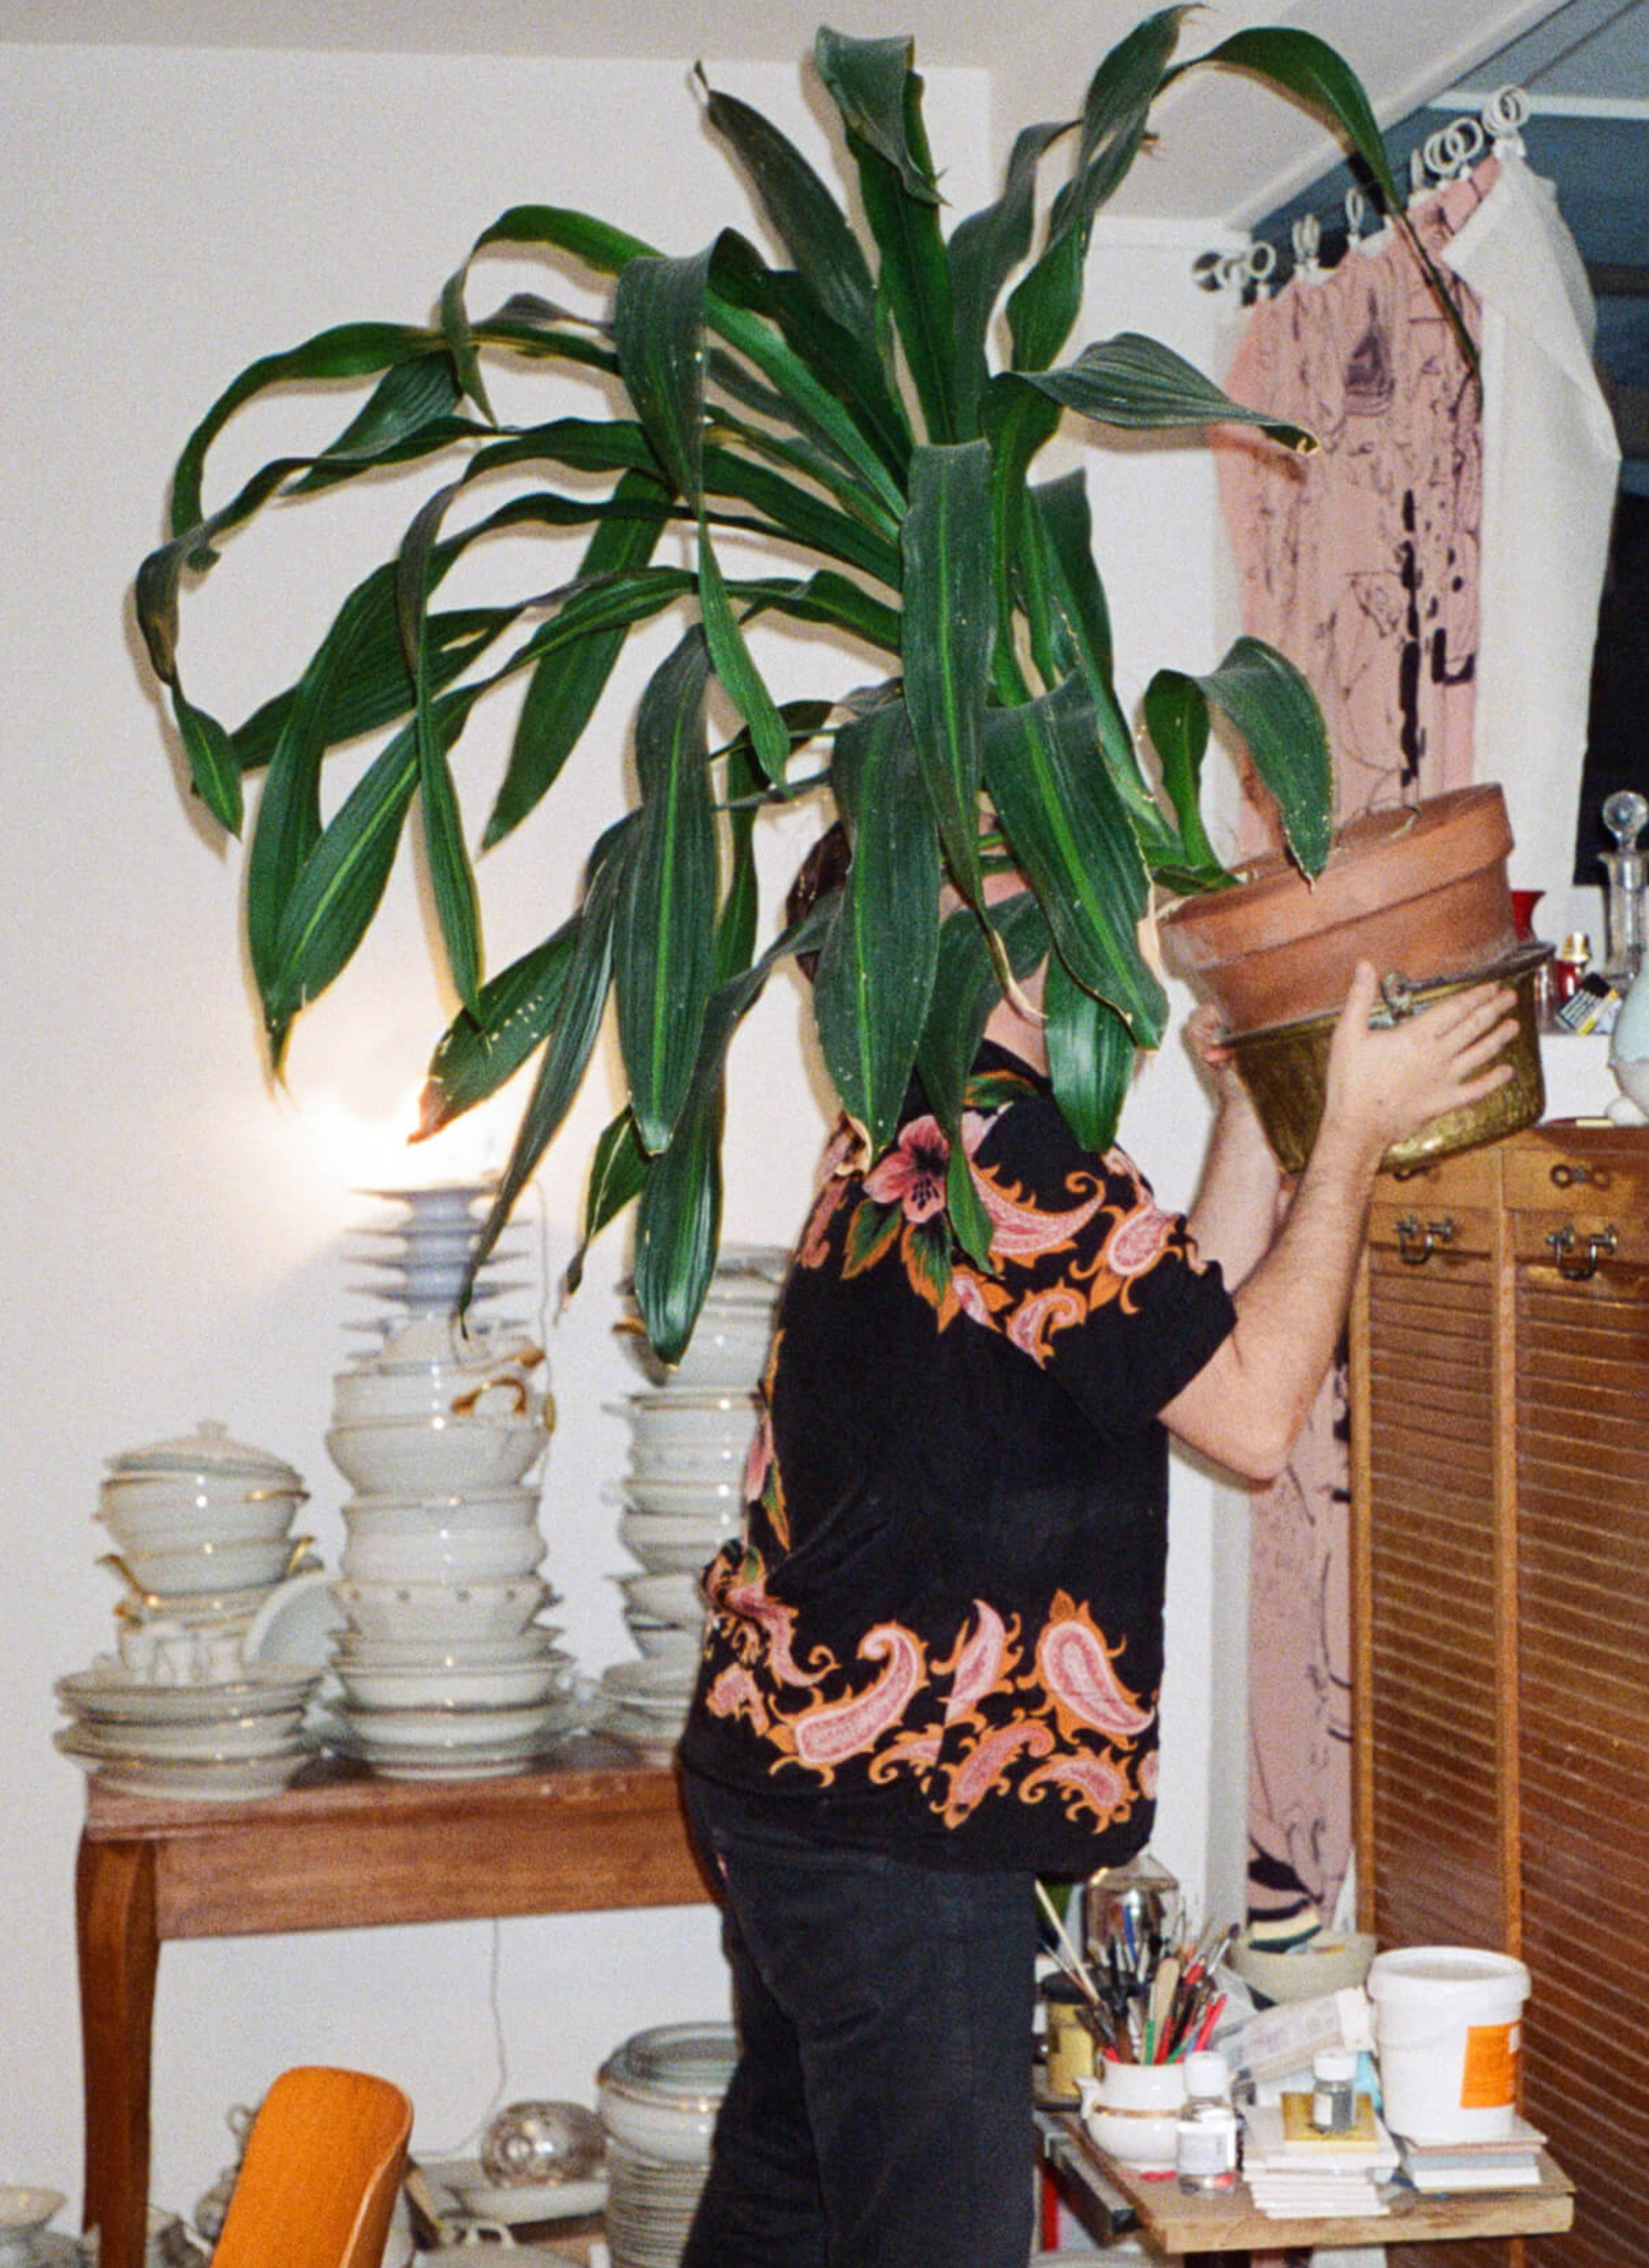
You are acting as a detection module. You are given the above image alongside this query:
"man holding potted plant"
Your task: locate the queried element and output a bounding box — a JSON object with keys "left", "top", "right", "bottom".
{"left": 676, "top": 891, "right": 1514, "bottom": 2266}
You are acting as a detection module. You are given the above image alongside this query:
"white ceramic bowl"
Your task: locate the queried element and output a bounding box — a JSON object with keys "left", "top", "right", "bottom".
{"left": 597, "top": 2024, "right": 737, "bottom": 2163}
{"left": 67, "top": 1708, "right": 309, "bottom": 1760}
{"left": 614, "top": 1389, "right": 760, "bottom": 1449}
{"left": 625, "top": 1619, "right": 702, "bottom": 1665}
{"left": 99, "top": 1498, "right": 302, "bottom": 1556}
{"left": 328, "top": 1696, "right": 572, "bottom": 1750}
{"left": 341, "top": 1489, "right": 541, "bottom": 1538}
{"left": 341, "top": 1526, "right": 546, "bottom": 1586}
{"left": 616, "top": 1570, "right": 708, "bottom": 1623}
{"left": 98, "top": 1483, "right": 308, "bottom": 1547}
{"left": 332, "top": 1355, "right": 548, "bottom": 1425}
{"left": 326, "top": 1416, "right": 547, "bottom": 1495}
{"left": 333, "top": 1627, "right": 561, "bottom": 1669}
{"left": 102, "top": 1535, "right": 317, "bottom": 1601}
{"left": 618, "top": 1474, "right": 745, "bottom": 1518}
{"left": 335, "top": 1656, "right": 575, "bottom": 1710}
{"left": 618, "top": 1512, "right": 737, "bottom": 1572}
{"left": 332, "top": 1575, "right": 550, "bottom": 1641}
{"left": 614, "top": 1303, "right": 776, "bottom": 1390}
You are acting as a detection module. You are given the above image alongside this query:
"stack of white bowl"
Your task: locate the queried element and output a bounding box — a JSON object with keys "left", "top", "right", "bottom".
{"left": 598, "top": 1247, "right": 785, "bottom": 1760}
{"left": 319, "top": 1185, "right": 579, "bottom": 1780}
{"left": 55, "top": 1421, "right": 326, "bottom": 1801}
{"left": 596, "top": 2023, "right": 737, "bottom": 2268}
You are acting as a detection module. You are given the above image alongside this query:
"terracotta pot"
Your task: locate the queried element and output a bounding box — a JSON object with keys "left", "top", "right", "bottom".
{"left": 1157, "top": 786, "right": 1517, "bottom": 1036}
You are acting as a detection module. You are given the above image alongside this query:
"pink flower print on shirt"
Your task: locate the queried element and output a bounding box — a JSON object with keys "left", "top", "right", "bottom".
{"left": 862, "top": 1115, "right": 950, "bottom": 1223}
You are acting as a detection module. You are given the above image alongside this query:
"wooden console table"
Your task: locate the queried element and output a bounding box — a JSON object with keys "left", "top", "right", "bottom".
{"left": 1043, "top": 2113, "right": 1574, "bottom": 2259}
{"left": 76, "top": 1750, "right": 710, "bottom": 2268}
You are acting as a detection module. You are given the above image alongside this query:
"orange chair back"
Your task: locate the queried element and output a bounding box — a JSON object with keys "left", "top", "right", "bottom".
{"left": 209, "top": 2065, "right": 413, "bottom": 2268}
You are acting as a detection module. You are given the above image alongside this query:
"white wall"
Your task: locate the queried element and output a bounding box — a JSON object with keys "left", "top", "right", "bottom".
{"left": 0, "top": 30, "right": 1237, "bottom": 2226}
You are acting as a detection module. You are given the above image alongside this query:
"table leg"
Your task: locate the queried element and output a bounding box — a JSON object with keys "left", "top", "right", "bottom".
{"left": 76, "top": 1834, "right": 159, "bottom": 2268}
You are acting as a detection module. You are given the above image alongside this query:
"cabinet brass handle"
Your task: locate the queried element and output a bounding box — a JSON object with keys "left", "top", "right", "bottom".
{"left": 1546, "top": 1223, "right": 1619, "bottom": 1280}
{"left": 1550, "top": 1161, "right": 1613, "bottom": 1192}
{"left": 1395, "top": 1215, "right": 1455, "bottom": 1265}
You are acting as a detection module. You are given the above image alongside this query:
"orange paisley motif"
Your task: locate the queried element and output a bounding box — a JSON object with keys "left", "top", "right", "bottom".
{"left": 789, "top": 1624, "right": 928, "bottom": 1773}
{"left": 1033, "top": 1594, "right": 1156, "bottom": 1741}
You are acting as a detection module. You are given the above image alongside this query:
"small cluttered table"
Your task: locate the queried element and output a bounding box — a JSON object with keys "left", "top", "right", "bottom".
{"left": 75, "top": 1748, "right": 709, "bottom": 2268}
{"left": 1041, "top": 2109, "right": 1574, "bottom": 2258}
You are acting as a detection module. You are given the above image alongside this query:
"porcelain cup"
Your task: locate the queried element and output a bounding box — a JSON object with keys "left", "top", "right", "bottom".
{"left": 341, "top": 1489, "right": 541, "bottom": 1539}
{"left": 1073, "top": 2063, "right": 1187, "bottom": 2169}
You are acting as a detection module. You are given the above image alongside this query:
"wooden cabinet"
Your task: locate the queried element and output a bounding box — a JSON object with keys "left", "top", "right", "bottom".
{"left": 1351, "top": 1126, "right": 1649, "bottom": 2268}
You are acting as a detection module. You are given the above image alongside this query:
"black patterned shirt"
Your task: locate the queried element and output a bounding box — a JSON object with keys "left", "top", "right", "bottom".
{"left": 677, "top": 1042, "right": 1237, "bottom": 1875}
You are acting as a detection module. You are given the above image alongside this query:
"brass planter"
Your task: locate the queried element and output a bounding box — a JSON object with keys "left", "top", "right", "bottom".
{"left": 1229, "top": 946, "right": 1549, "bottom": 1179}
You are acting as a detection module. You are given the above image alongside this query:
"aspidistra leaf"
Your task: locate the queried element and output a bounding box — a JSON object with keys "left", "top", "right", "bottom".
{"left": 563, "top": 1110, "right": 652, "bottom": 1301}
{"left": 947, "top": 119, "right": 1071, "bottom": 432}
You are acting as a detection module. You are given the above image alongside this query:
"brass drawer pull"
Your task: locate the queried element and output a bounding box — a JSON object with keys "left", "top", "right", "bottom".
{"left": 1546, "top": 1223, "right": 1619, "bottom": 1280}
{"left": 1550, "top": 1161, "right": 1613, "bottom": 1191}
{"left": 1395, "top": 1215, "right": 1456, "bottom": 1265}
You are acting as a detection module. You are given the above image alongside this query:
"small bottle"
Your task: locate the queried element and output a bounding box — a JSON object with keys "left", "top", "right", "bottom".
{"left": 1550, "top": 933, "right": 1593, "bottom": 1011}
{"left": 1176, "top": 2049, "right": 1239, "bottom": 2191}
{"left": 1311, "top": 2047, "right": 1358, "bottom": 2134}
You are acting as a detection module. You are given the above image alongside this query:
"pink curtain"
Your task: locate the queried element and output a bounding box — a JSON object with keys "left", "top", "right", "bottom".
{"left": 1215, "top": 169, "right": 1490, "bottom": 1929}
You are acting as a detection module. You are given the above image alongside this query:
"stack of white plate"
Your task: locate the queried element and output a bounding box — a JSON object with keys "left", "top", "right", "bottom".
{"left": 58, "top": 1421, "right": 329, "bottom": 1801}
{"left": 316, "top": 1186, "right": 583, "bottom": 1781}
{"left": 597, "top": 2023, "right": 737, "bottom": 2268}
{"left": 54, "top": 1658, "right": 324, "bottom": 1802}
{"left": 600, "top": 1247, "right": 785, "bottom": 1757}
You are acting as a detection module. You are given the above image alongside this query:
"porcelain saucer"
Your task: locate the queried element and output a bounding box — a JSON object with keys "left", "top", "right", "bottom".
{"left": 419, "top": 2159, "right": 607, "bottom": 2227}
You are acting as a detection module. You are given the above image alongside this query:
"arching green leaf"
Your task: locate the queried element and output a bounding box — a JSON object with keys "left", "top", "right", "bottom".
{"left": 699, "top": 73, "right": 876, "bottom": 334}
{"left": 983, "top": 678, "right": 1165, "bottom": 1045}
{"left": 614, "top": 248, "right": 713, "bottom": 504}
{"left": 947, "top": 118, "right": 1071, "bottom": 433}
{"left": 461, "top": 819, "right": 638, "bottom": 1306}
{"left": 485, "top": 469, "right": 669, "bottom": 847}
{"left": 1197, "top": 636, "right": 1334, "bottom": 879}
{"left": 1020, "top": 333, "right": 1315, "bottom": 452}
{"left": 1044, "top": 954, "right": 1134, "bottom": 1153}
{"left": 813, "top": 700, "right": 941, "bottom": 1150}
{"left": 416, "top": 915, "right": 580, "bottom": 1144}
{"left": 902, "top": 441, "right": 996, "bottom": 904}
{"left": 813, "top": 29, "right": 938, "bottom": 200}
{"left": 615, "top": 633, "right": 721, "bottom": 1152}
{"left": 1007, "top": 10, "right": 1186, "bottom": 373}
{"left": 1141, "top": 669, "right": 1223, "bottom": 879}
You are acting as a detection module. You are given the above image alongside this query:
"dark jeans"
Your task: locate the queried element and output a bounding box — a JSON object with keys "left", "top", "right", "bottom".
{"left": 680, "top": 1770, "right": 1040, "bottom": 2268}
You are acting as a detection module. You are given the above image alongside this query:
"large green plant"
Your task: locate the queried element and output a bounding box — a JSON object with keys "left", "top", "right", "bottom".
{"left": 136, "top": 11, "right": 1442, "bottom": 1359}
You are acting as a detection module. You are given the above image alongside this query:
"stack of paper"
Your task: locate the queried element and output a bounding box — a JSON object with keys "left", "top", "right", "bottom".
{"left": 1398, "top": 2115, "right": 1547, "bottom": 2192}
{"left": 1241, "top": 2097, "right": 1400, "bottom": 2219}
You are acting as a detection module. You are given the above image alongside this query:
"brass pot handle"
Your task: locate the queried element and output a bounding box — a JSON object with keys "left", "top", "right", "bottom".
{"left": 1395, "top": 1215, "right": 1455, "bottom": 1265}
{"left": 1547, "top": 1223, "right": 1618, "bottom": 1280}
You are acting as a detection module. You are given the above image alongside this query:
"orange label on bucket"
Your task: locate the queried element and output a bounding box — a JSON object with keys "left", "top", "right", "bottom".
{"left": 1459, "top": 2020, "right": 1519, "bottom": 2109}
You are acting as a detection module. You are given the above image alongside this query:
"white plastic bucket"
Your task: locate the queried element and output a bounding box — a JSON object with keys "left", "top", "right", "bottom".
{"left": 1367, "top": 1945, "right": 1530, "bottom": 2142}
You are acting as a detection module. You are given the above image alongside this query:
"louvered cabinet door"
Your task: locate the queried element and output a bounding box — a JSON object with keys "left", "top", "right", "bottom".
{"left": 1356, "top": 1156, "right": 1512, "bottom": 1958}
{"left": 1504, "top": 1137, "right": 1649, "bottom": 2268}
{"left": 1354, "top": 1129, "right": 1649, "bottom": 2268}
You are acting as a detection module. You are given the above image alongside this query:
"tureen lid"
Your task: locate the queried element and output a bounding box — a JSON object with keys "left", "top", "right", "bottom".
{"left": 104, "top": 1419, "right": 304, "bottom": 1485}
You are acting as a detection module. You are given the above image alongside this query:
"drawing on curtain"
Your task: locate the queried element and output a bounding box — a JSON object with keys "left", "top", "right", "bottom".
{"left": 1214, "top": 168, "right": 1490, "bottom": 1931}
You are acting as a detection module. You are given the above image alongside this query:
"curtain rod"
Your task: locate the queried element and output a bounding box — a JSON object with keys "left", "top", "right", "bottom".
{"left": 1195, "top": 86, "right": 1532, "bottom": 300}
